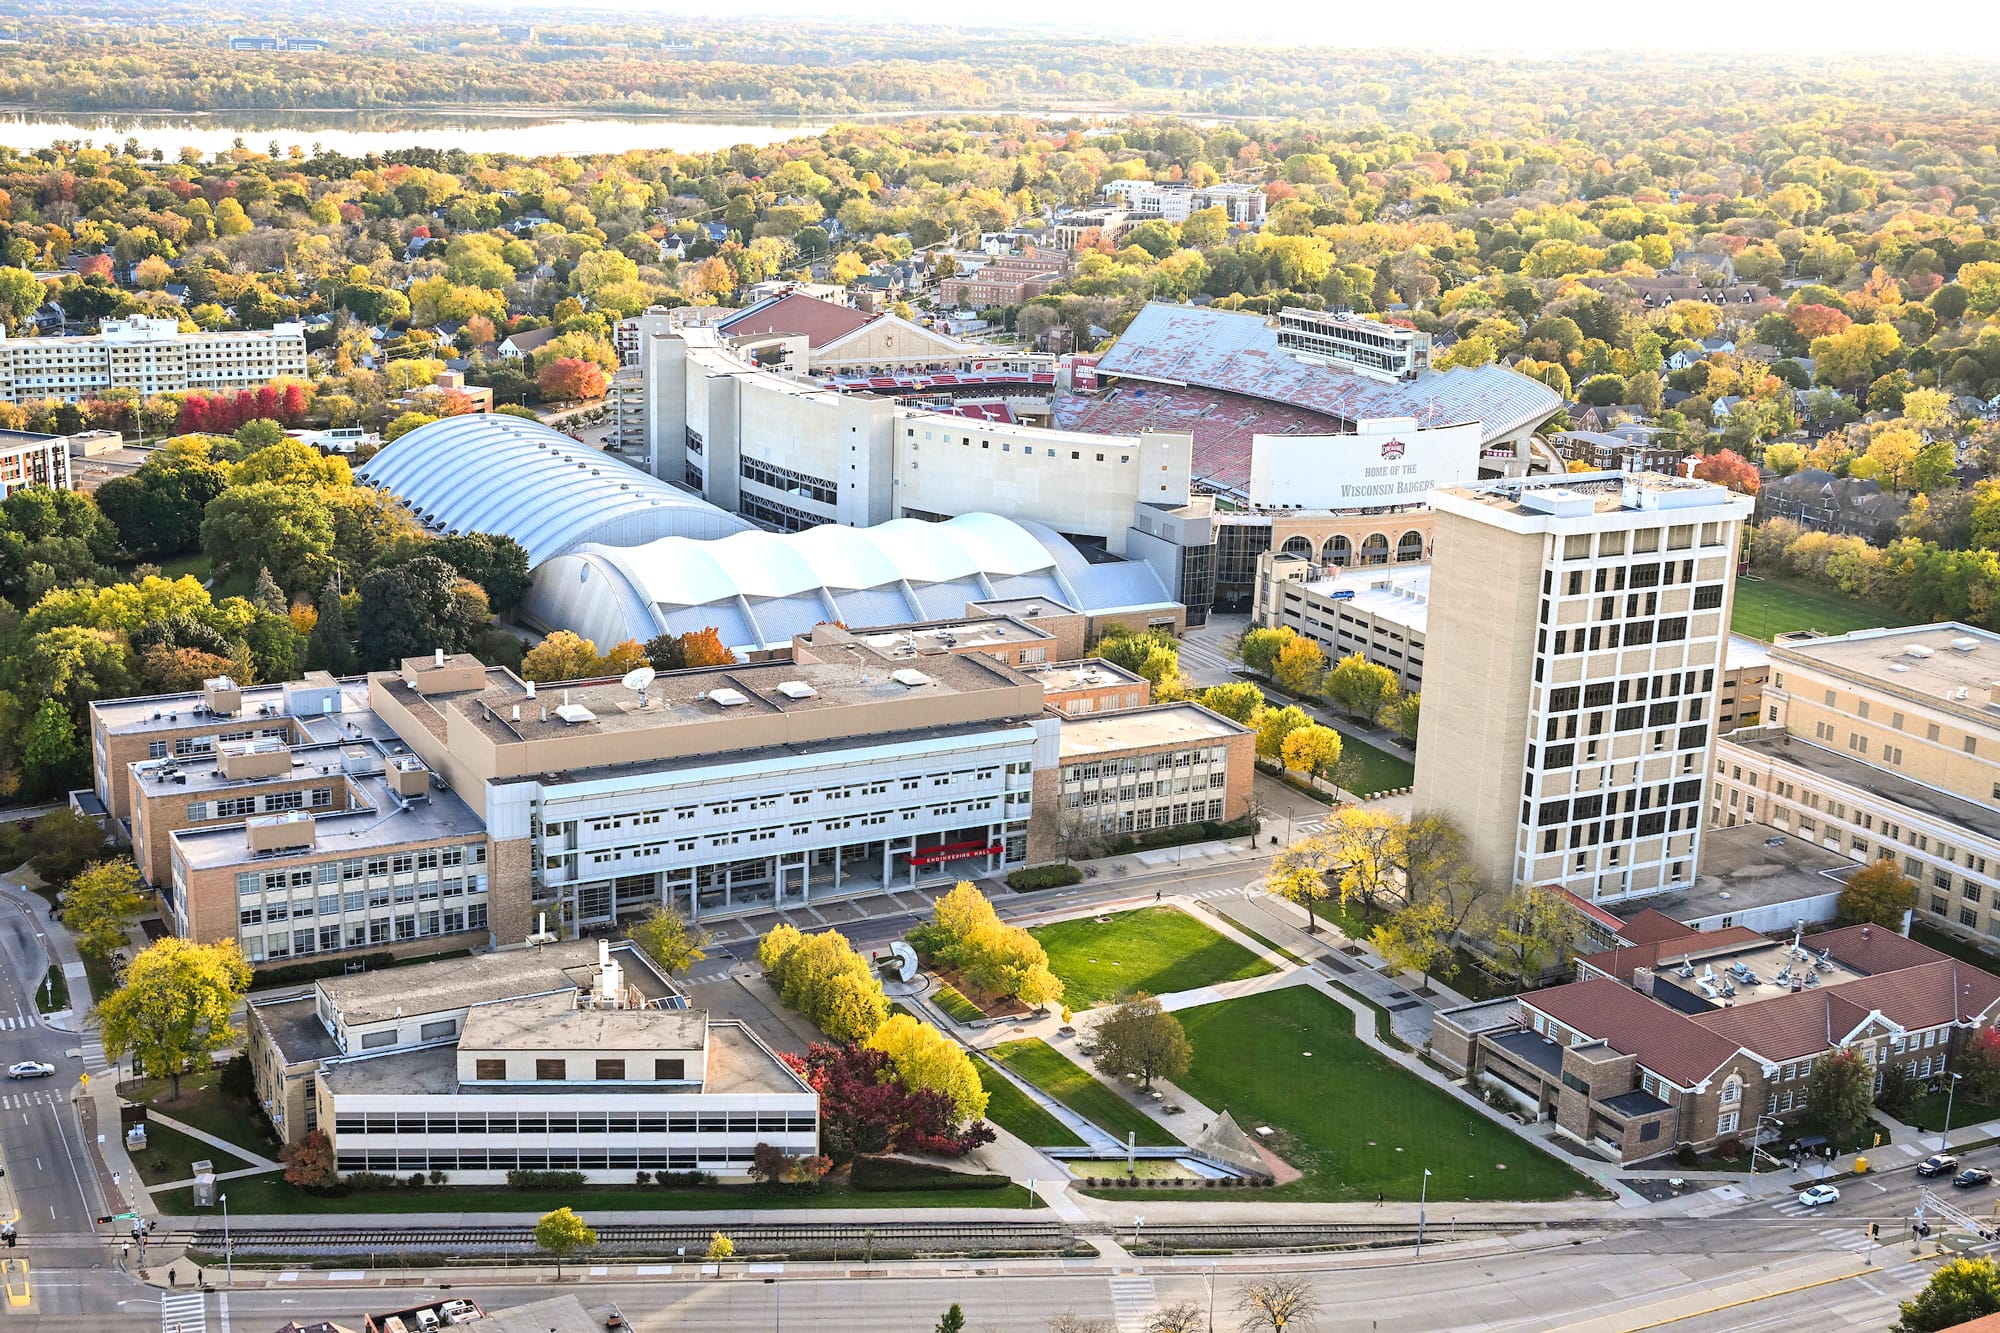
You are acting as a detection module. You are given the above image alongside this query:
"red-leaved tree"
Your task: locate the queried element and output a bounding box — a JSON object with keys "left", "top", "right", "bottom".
{"left": 782, "top": 1043, "right": 995, "bottom": 1162}
{"left": 1693, "top": 448, "right": 1761, "bottom": 495}
{"left": 538, "top": 356, "right": 607, "bottom": 402}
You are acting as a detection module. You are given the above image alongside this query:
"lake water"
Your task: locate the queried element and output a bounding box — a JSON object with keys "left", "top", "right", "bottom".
{"left": 0, "top": 109, "right": 832, "bottom": 158}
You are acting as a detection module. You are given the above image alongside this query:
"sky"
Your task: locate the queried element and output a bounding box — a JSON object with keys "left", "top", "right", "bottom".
{"left": 584, "top": 0, "right": 2000, "bottom": 58}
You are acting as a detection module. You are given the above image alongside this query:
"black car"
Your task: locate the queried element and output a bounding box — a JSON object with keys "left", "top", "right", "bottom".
{"left": 1955, "top": 1168, "right": 1994, "bottom": 1189}
{"left": 1917, "top": 1154, "right": 1960, "bottom": 1177}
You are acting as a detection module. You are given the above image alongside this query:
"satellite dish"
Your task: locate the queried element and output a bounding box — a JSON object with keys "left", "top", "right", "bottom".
{"left": 621, "top": 666, "right": 656, "bottom": 705}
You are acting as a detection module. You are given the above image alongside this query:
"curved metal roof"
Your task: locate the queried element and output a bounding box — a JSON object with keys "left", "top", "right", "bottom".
{"left": 523, "top": 513, "right": 1176, "bottom": 654}
{"left": 356, "top": 414, "right": 751, "bottom": 565}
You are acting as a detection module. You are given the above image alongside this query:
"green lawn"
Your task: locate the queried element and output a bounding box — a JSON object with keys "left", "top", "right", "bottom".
{"left": 151, "top": 1175, "right": 1043, "bottom": 1216}
{"left": 1031, "top": 906, "right": 1276, "bottom": 1009}
{"left": 933, "top": 984, "right": 985, "bottom": 1024}
{"left": 130, "top": 1121, "right": 258, "bottom": 1187}
{"left": 988, "top": 1037, "right": 1180, "bottom": 1147}
{"left": 969, "top": 1050, "right": 1086, "bottom": 1148}
{"left": 1163, "top": 987, "right": 1599, "bottom": 1202}
{"left": 1330, "top": 728, "right": 1416, "bottom": 796}
{"left": 1731, "top": 575, "right": 1910, "bottom": 642}
{"left": 1906, "top": 1090, "right": 2000, "bottom": 1135}
{"left": 32, "top": 963, "right": 66, "bottom": 1012}
{"left": 125, "top": 1069, "right": 281, "bottom": 1159}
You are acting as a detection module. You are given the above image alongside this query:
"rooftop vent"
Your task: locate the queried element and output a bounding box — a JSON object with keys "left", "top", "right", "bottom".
{"left": 1952, "top": 637, "right": 1981, "bottom": 652}
{"left": 708, "top": 687, "right": 749, "bottom": 708}
{"left": 1905, "top": 644, "right": 1935, "bottom": 659}
{"left": 774, "top": 681, "right": 817, "bottom": 700}
{"left": 891, "top": 668, "right": 932, "bottom": 688}
{"left": 553, "top": 703, "right": 597, "bottom": 725}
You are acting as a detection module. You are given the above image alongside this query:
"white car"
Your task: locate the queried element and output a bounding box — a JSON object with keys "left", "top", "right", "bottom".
{"left": 6, "top": 1061, "right": 53, "bottom": 1080}
{"left": 1798, "top": 1184, "right": 1841, "bottom": 1207}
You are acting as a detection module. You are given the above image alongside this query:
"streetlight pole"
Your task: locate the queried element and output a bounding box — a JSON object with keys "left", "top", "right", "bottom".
{"left": 1416, "top": 1169, "right": 1430, "bottom": 1259}
{"left": 1750, "top": 1113, "right": 1784, "bottom": 1182}
{"left": 220, "top": 1193, "right": 231, "bottom": 1287}
{"left": 1943, "top": 1072, "right": 1965, "bottom": 1155}
{"left": 1207, "top": 1260, "right": 1216, "bottom": 1333}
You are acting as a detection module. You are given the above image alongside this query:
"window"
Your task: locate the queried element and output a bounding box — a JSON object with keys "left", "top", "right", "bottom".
{"left": 595, "top": 1058, "right": 626, "bottom": 1081}
{"left": 534, "top": 1058, "right": 566, "bottom": 1081}
{"left": 474, "top": 1059, "right": 506, "bottom": 1081}
{"left": 419, "top": 1019, "right": 456, "bottom": 1041}
{"left": 1720, "top": 1077, "right": 1741, "bottom": 1106}
{"left": 1717, "top": 1109, "right": 1738, "bottom": 1135}
{"left": 655, "top": 1058, "right": 686, "bottom": 1080}
{"left": 360, "top": 1030, "right": 397, "bottom": 1050}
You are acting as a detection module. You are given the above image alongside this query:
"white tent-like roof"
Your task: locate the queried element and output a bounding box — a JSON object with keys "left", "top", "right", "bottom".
{"left": 356, "top": 414, "right": 751, "bottom": 565}
{"left": 524, "top": 514, "right": 1177, "bottom": 654}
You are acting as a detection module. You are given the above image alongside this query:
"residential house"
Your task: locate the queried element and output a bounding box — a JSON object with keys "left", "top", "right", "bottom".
{"left": 1755, "top": 468, "right": 1910, "bottom": 544}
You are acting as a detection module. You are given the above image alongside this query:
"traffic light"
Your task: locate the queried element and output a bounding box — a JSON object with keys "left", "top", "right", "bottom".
{"left": 95, "top": 1216, "right": 113, "bottom": 1225}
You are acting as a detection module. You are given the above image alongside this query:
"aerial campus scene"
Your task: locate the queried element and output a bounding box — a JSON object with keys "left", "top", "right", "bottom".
{"left": 4, "top": 1, "right": 2000, "bottom": 1330}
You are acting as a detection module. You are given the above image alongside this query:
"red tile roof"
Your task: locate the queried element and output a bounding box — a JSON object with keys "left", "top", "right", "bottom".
{"left": 1618, "top": 908, "right": 1701, "bottom": 947}
{"left": 1807, "top": 923, "right": 1954, "bottom": 976}
{"left": 1691, "top": 959, "right": 2000, "bottom": 1061}
{"left": 1523, "top": 979, "right": 1742, "bottom": 1087}
{"left": 719, "top": 292, "right": 877, "bottom": 348}
{"left": 1576, "top": 926, "right": 1768, "bottom": 983}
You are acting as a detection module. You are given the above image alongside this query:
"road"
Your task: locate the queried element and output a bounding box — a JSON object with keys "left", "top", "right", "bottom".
{"left": 0, "top": 891, "right": 108, "bottom": 1275}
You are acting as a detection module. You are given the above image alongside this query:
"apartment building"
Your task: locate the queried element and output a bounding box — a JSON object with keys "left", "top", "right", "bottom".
{"left": 1709, "top": 623, "right": 2000, "bottom": 947}
{"left": 1436, "top": 915, "right": 2000, "bottom": 1164}
{"left": 246, "top": 939, "right": 817, "bottom": 1180}
{"left": 0, "top": 317, "right": 308, "bottom": 404}
{"left": 940, "top": 252, "right": 1070, "bottom": 308}
{"left": 1251, "top": 553, "right": 1430, "bottom": 692}
{"left": 1102, "top": 180, "right": 1268, "bottom": 226}
{"left": 1413, "top": 473, "right": 1754, "bottom": 903}
{"left": 0, "top": 428, "right": 70, "bottom": 495}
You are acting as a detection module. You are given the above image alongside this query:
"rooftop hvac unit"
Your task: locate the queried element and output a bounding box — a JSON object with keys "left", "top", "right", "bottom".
{"left": 708, "top": 688, "right": 749, "bottom": 708}
{"left": 891, "top": 669, "right": 932, "bottom": 688}
{"left": 1952, "top": 637, "right": 1981, "bottom": 652}
{"left": 774, "top": 681, "right": 817, "bottom": 700}
{"left": 554, "top": 703, "right": 597, "bottom": 725}
{"left": 1905, "top": 644, "right": 1935, "bottom": 659}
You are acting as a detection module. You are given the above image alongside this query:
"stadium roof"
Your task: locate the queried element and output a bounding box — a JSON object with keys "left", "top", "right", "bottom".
{"left": 523, "top": 513, "right": 1178, "bottom": 655}
{"left": 1092, "top": 303, "right": 1563, "bottom": 447}
{"left": 356, "top": 414, "right": 752, "bottom": 566}
{"left": 718, "top": 291, "right": 878, "bottom": 347}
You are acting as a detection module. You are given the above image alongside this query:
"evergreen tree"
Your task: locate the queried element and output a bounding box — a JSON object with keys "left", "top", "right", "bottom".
{"left": 307, "top": 575, "right": 352, "bottom": 675}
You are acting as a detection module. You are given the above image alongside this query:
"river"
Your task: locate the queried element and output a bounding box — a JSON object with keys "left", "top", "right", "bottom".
{"left": 0, "top": 108, "right": 834, "bottom": 158}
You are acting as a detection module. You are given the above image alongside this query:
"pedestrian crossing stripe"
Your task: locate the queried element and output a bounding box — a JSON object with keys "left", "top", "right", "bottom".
{"left": 161, "top": 1290, "right": 206, "bottom": 1333}
{"left": 1107, "top": 1276, "right": 1156, "bottom": 1333}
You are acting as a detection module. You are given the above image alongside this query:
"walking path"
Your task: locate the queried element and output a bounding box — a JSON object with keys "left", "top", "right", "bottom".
{"left": 145, "top": 1111, "right": 281, "bottom": 1169}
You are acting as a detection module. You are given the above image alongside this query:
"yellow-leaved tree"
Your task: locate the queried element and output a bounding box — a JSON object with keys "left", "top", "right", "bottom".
{"left": 908, "top": 881, "right": 1062, "bottom": 1009}
{"left": 757, "top": 923, "right": 887, "bottom": 1041}
{"left": 97, "top": 936, "right": 253, "bottom": 1100}
{"left": 865, "top": 1013, "right": 989, "bottom": 1123}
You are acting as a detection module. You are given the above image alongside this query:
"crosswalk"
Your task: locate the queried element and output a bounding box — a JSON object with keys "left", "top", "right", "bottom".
{"left": 0, "top": 1014, "right": 35, "bottom": 1031}
{"left": 1107, "top": 1276, "right": 1156, "bottom": 1333}
{"left": 81, "top": 1036, "right": 111, "bottom": 1078}
{"left": 0, "top": 1088, "right": 53, "bottom": 1111}
{"left": 160, "top": 1291, "right": 207, "bottom": 1333}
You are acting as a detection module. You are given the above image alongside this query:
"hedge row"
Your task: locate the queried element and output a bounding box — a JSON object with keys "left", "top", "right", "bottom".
{"left": 1007, "top": 863, "right": 1085, "bottom": 891}
{"left": 850, "top": 1155, "right": 1010, "bottom": 1192}
{"left": 251, "top": 948, "right": 473, "bottom": 988}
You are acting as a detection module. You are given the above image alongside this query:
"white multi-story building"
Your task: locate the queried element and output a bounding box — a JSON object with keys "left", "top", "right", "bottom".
{"left": 1413, "top": 473, "right": 1753, "bottom": 902}
{"left": 1252, "top": 552, "right": 1431, "bottom": 692}
{"left": 0, "top": 316, "right": 308, "bottom": 403}
{"left": 0, "top": 428, "right": 70, "bottom": 495}
{"left": 247, "top": 939, "right": 818, "bottom": 1178}
{"left": 1103, "top": 180, "right": 1269, "bottom": 226}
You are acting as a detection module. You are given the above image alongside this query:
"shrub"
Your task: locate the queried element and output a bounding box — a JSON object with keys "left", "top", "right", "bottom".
{"left": 1007, "top": 864, "right": 1084, "bottom": 891}
{"left": 507, "top": 1168, "right": 587, "bottom": 1190}
{"left": 1716, "top": 1135, "right": 1743, "bottom": 1159}
{"left": 342, "top": 1171, "right": 396, "bottom": 1192}
{"left": 655, "top": 1169, "right": 717, "bottom": 1189}
{"left": 1675, "top": 1144, "right": 1699, "bottom": 1168}
{"left": 850, "top": 1155, "right": 1010, "bottom": 1192}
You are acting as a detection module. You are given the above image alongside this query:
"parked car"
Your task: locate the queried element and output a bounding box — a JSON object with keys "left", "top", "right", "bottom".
{"left": 5, "top": 1062, "right": 53, "bottom": 1080}
{"left": 1955, "top": 1168, "right": 1994, "bottom": 1189}
{"left": 1798, "top": 1184, "right": 1841, "bottom": 1207}
{"left": 1918, "top": 1155, "right": 1961, "bottom": 1178}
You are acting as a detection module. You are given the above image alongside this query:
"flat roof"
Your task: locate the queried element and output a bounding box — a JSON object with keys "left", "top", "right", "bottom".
{"left": 1773, "top": 624, "right": 2000, "bottom": 715}
{"left": 1020, "top": 658, "right": 1146, "bottom": 693}
{"left": 250, "top": 993, "right": 339, "bottom": 1067}
{"left": 1635, "top": 823, "right": 1859, "bottom": 922}
{"left": 1726, "top": 635, "right": 1772, "bottom": 671}
{"left": 170, "top": 770, "right": 486, "bottom": 871}
{"left": 967, "top": 596, "right": 1080, "bottom": 619}
{"left": 853, "top": 615, "right": 1053, "bottom": 656}
{"left": 1291, "top": 563, "right": 1431, "bottom": 635}
{"left": 1056, "top": 702, "right": 1247, "bottom": 757}
{"left": 133, "top": 739, "right": 384, "bottom": 798}
{"left": 384, "top": 640, "right": 1030, "bottom": 750}
{"left": 91, "top": 675, "right": 381, "bottom": 739}
{"left": 1435, "top": 471, "right": 1739, "bottom": 518}
{"left": 459, "top": 991, "right": 707, "bottom": 1052}
{"left": 1735, "top": 733, "right": 2000, "bottom": 843}
{"left": 318, "top": 941, "right": 672, "bottom": 1027}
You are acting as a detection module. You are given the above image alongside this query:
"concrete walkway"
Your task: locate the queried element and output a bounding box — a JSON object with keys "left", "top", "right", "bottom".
{"left": 146, "top": 1110, "right": 281, "bottom": 1169}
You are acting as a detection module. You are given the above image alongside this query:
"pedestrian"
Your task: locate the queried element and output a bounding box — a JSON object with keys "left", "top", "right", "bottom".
{"left": 1376, "top": 1190, "right": 1384, "bottom": 1207}
{"left": 196, "top": 1267, "right": 203, "bottom": 1287}
{"left": 1155, "top": 888, "right": 1162, "bottom": 903}
{"left": 169, "top": 1267, "right": 178, "bottom": 1287}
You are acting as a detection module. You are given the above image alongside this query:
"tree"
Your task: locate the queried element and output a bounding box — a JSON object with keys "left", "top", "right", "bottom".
{"left": 96, "top": 936, "right": 252, "bottom": 1099}
{"left": 60, "top": 859, "right": 146, "bottom": 964}
{"left": 533, "top": 1206, "right": 598, "bottom": 1279}
{"left": 1488, "top": 884, "right": 1579, "bottom": 984}
{"left": 1236, "top": 625, "right": 1293, "bottom": 678}
{"left": 1325, "top": 652, "right": 1398, "bottom": 720}
{"left": 1692, "top": 449, "right": 1760, "bottom": 495}
{"left": 1371, "top": 897, "right": 1452, "bottom": 990}
{"left": 306, "top": 575, "right": 352, "bottom": 675}
{"left": 94, "top": 454, "right": 229, "bottom": 558}
{"left": 1253, "top": 704, "right": 1311, "bottom": 761}
{"left": 25, "top": 808, "right": 110, "bottom": 886}
{"left": 1144, "top": 1305, "right": 1206, "bottom": 1333}
{"left": 1196, "top": 680, "right": 1264, "bottom": 724}
{"left": 788, "top": 1040, "right": 994, "bottom": 1161}
{"left": 625, "top": 904, "right": 711, "bottom": 975}
{"left": 522, "top": 630, "right": 605, "bottom": 683}
{"left": 1090, "top": 992, "right": 1191, "bottom": 1090}
{"left": 1235, "top": 1276, "right": 1322, "bottom": 1332}
{"left": 758, "top": 924, "right": 888, "bottom": 1041}
{"left": 865, "top": 1013, "right": 989, "bottom": 1122}
{"left": 645, "top": 626, "right": 738, "bottom": 671}
{"left": 1379, "top": 690, "right": 1420, "bottom": 745}
{"left": 1764, "top": 441, "right": 1805, "bottom": 476}
{"left": 1833, "top": 859, "right": 1917, "bottom": 929}
{"left": 1044, "top": 1317, "right": 1115, "bottom": 1333}
{"left": 1961, "top": 1028, "right": 2000, "bottom": 1107}
{"left": 1279, "top": 722, "right": 1342, "bottom": 782}
{"left": 1805, "top": 1047, "right": 1873, "bottom": 1146}
{"left": 1091, "top": 627, "right": 1180, "bottom": 692}
{"left": 355, "top": 556, "right": 490, "bottom": 670}
{"left": 281, "top": 1128, "right": 338, "bottom": 1191}
{"left": 0, "top": 267, "right": 46, "bottom": 332}
{"left": 936, "top": 1305, "right": 967, "bottom": 1333}
{"left": 1895, "top": 1258, "right": 2000, "bottom": 1333}
{"left": 429, "top": 533, "right": 532, "bottom": 614}
{"left": 199, "top": 482, "right": 335, "bottom": 598}
{"left": 1319, "top": 806, "right": 1406, "bottom": 916}
{"left": 1272, "top": 635, "right": 1327, "bottom": 698}
{"left": 538, "top": 356, "right": 607, "bottom": 402}
{"left": 704, "top": 1231, "right": 735, "bottom": 1262}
